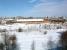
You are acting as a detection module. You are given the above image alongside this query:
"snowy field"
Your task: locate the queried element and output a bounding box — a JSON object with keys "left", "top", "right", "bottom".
{"left": 0, "top": 23, "right": 67, "bottom": 50}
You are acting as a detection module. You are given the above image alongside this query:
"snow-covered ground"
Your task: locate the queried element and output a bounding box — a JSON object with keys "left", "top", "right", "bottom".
{"left": 0, "top": 23, "right": 67, "bottom": 50}
{"left": 15, "top": 31, "right": 59, "bottom": 50}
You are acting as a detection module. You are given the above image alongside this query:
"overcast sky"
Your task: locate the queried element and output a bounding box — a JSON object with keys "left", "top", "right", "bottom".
{"left": 0, "top": 0, "right": 67, "bottom": 17}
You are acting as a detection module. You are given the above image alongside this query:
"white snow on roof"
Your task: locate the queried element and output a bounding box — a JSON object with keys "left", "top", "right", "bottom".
{"left": 16, "top": 19, "right": 43, "bottom": 21}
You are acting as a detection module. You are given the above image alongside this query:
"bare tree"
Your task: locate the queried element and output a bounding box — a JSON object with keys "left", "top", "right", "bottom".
{"left": 31, "top": 41, "right": 35, "bottom": 50}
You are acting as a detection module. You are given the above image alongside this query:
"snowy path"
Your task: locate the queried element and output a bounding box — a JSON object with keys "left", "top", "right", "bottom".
{"left": 15, "top": 31, "right": 61, "bottom": 50}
